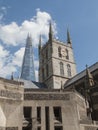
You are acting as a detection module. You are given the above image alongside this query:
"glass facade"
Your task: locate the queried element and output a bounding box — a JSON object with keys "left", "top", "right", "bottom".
{"left": 21, "top": 35, "right": 35, "bottom": 81}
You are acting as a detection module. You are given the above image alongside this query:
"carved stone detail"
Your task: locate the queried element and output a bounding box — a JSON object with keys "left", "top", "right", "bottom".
{"left": 85, "top": 126, "right": 97, "bottom": 130}
{"left": 0, "top": 90, "right": 22, "bottom": 100}
{"left": 24, "top": 93, "right": 70, "bottom": 100}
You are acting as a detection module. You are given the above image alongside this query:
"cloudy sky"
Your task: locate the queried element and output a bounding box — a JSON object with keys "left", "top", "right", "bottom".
{"left": 0, "top": 0, "right": 98, "bottom": 81}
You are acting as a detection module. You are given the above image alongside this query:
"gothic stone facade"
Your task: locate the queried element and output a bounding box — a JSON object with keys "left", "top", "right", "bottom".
{"left": 23, "top": 89, "right": 98, "bottom": 130}
{"left": 0, "top": 78, "right": 98, "bottom": 130}
{"left": 39, "top": 29, "right": 77, "bottom": 89}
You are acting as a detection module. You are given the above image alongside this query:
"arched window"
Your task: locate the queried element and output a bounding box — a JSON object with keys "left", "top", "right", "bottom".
{"left": 46, "top": 64, "right": 49, "bottom": 77}
{"left": 46, "top": 49, "right": 48, "bottom": 59}
{"left": 67, "top": 64, "right": 71, "bottom": 77}
{"left": 66, "top": 49, "right": 69, "bottom": 60}
{"left": 42, "top": 68, "right": 44, "bottom": 80}
{"left": 60, "top": 62, "right": 64, "bottom": 76}
{"left": 58, "top": 47, "right": 62, "bottom": 57}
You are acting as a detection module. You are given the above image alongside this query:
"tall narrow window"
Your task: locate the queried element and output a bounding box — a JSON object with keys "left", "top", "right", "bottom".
{"left": 53, "top": 107, "right": 62, "bottom": 123}
{"left": 42, "top": 68, "right": 44, "bottom": 80}
{"left": 46, "top": 64, "right": 49, "bottom": 77}
{"left": 46, "top": 49, "right": 48, "bottom": 59}
{"left": 23, "top": 107, "right": 32, "bottom": 130}
{"left": 45, "top": 107, "right": 50, "bottom": 130}
{"left": 67, "top": 64, "right": 71, "bottom": 77}
{"left": 66, "top": 49, "right": 69, "bottom": 60}
{"left": 24, "top": 107, "right": 32, "bottom": 119}
{"left": 54, "top": 126, "right": 63, "bottom": 130}
{"left": 37, "top": 127, "right": 41, "bottom": 130}
{"left": 60, "top": 62, "right": 64, "bottom": 76}
{"left": 58, "top": 47, "right": 62, "bottom": 57}
{"left": 37, "top": 107, "right": 41, "bottom": 124}
{"left": 42, "top": 53, "right": 44, "bottom": 63}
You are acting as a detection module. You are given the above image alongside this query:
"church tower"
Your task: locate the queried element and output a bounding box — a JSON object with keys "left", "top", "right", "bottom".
{"left": 21, "top": 34, "right": 35, "bottom": 81}
{"left": 39, "top": 24, "right": 77, "bottom": 89}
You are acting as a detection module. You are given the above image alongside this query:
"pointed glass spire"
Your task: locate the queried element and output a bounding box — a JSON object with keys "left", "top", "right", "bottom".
{"left": 20, "top": 34, "right": 35, "bottom": 81}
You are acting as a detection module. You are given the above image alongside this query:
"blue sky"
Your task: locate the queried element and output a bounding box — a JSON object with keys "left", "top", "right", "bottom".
{"left": 0, "top": 0, "right": 98, "bottom": 80}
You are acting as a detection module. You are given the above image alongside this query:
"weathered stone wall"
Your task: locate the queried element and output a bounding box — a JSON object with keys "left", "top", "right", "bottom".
{"left": 80, "top": 125, "right": 98, "bottom": 130}
{"left": 52, "top": 40, "right": 77, "bottom": 77}
{"left": 24, "top": 90, "right": 94, "bottom": 130}
{"left": 0, "top": 78, "right": 24, "bottom": 130}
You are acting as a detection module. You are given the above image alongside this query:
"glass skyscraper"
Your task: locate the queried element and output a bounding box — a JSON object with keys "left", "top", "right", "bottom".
{"left": 21, "top": 34, "right": 35, "bottom": 81}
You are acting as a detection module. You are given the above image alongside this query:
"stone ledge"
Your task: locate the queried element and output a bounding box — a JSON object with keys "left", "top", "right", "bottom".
{"left": 24, "top": 93, "right": 70, "bottom": 100}
{"left": 0, "top": 90, "right": 23, "bottom": 100}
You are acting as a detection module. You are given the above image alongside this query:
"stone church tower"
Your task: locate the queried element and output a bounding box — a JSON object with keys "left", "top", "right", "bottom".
{"left": 39, "top": 23, "right": 77, "bottom": 89}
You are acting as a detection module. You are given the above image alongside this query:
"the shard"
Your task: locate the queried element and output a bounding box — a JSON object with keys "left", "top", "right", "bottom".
{"left": 20, "top": 34, "right": 35, "bottom": 81}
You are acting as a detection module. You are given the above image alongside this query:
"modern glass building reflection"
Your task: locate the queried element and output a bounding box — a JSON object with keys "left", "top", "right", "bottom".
{"left": 21, "top": 34, "right": 35, "bottom": 81}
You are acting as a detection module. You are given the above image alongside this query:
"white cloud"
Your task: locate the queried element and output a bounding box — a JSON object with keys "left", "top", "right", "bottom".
{"left": 0, "top": 45, "right": 9, "bottom": 68}
{"left": 0, "top": 44, "right": 14, "bottom": 77}
{"left": 0, "top": 9, "right": 57, "bottom": 46}
{"left": 0, "top": 46, "right": 24, "bottom": 78}
{"left": 0, "top": 45, "right": 39, "bottom": 80}
{"left": 0, "top": 9, "right": 57, "bottom": 80}
{"left": 0, "top": 45, "right": 9, "bottom": 58}
{"left": 0, "top": 63, "right": 16, "bottom": 78}
{"left": 12, "top": 47, "right": 25, "bottom": 67}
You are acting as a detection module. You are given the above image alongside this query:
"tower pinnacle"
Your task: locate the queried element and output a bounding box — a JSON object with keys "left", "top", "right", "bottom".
{"left": 21, "top": 34, "right": 35, "bottom": 81}
{"left": 67, "top": 28, "right": 72, "bottom": 44}
{"left": 86, "top": 65, "right": 95, "bottom": 87}
{"left": 39, "top": 35, "right": 42, "bottom": 50}
{"left": 49, "top": 22, "right": 53, "bottom": 42}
